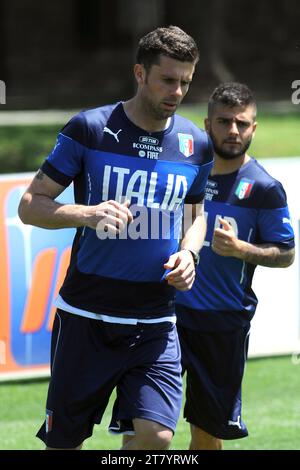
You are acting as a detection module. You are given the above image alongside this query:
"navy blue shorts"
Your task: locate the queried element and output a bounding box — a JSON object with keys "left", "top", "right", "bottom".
{"left": 37, "top": 309, "right": 182, "bottom": 448}
{"left": 177, "top": 324, "right": 250, "bottom": 440}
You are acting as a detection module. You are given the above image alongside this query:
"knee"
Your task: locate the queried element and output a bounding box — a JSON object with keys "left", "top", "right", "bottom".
{"left": 138, "top": 429, "right": 173, "bottom": 450}
{"left": 134, "top": 420, "right": 173, "bottom": 450}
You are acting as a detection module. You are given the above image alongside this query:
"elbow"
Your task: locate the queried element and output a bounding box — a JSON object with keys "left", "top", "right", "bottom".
{"left": 282, "top": 249, "right": 295, "bottom": 268}
{"left": 287, "top": 256, "right": 295, "bottom": 268}
{"left": 18, "top": 193, "right": 33, "bottom": 225}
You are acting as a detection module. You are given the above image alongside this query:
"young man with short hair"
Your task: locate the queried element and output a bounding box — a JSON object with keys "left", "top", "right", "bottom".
{"left": 19, "top": 26, "right": 213, "bottom": 450}
{"left": 176, "top": 82, "right": 295, "bottom": 450}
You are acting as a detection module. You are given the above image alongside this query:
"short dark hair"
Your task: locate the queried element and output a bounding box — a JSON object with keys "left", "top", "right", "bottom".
{"left": 208, "top": 82, "right": 257, "bottom": 119}
{"left": 136, "top": 25, "right": 199, "bottom": 71}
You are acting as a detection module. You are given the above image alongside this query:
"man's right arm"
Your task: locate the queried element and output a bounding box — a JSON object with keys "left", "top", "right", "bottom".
{"left": 18, "top": 170, "right": 133, "bottom": 232}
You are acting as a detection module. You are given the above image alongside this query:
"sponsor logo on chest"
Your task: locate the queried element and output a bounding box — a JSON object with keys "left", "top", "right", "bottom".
{"left": 205, "top": 179, "right": 219, "bottom": 201}
{"left": 133, "top": 136, "right": 163, "bottom": 160}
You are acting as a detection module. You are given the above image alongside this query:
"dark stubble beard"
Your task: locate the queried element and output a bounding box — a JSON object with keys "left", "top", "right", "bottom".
{"left": 209, "top": 130, "right": 253, "bottom": 160}
{"left": 143, "top": 94, "right": 177, "bottom": 121}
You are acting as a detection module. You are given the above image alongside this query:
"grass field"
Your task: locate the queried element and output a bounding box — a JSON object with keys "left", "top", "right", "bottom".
{"left": 1, "top": 356, "right": 299, "bottom": 450}
{"left": 0, "top": 109, "right": 299, "bottom": 174}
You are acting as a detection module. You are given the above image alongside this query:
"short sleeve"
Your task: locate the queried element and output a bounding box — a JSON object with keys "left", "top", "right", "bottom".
{"left": 41, "top": 113, "right": 86, "bottom": 187}
{"left": 257, "top": 182, "right": 295, "bottom": 248}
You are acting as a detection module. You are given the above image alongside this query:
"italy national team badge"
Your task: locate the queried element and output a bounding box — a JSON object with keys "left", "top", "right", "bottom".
{"left": 46, "top": 409, "right": 53, "bottom": 433}
{"left": 235, "top": 179, "right": 254, "bottom": 200}
{"left": 178, "top": 133, "right": 194, "bottom": 157}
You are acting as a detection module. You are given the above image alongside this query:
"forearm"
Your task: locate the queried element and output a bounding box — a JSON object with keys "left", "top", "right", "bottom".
{"left": 235, "top": 240, "right": 295, "bottom": 268}
{"left": 165, "top": 204, "right": 206, "bottom": 291}
{"left": 19, "top": 192, "right": 87, "bottom": 229}
{"left": 180, "top": 204, "right": 207, "bottom": 253}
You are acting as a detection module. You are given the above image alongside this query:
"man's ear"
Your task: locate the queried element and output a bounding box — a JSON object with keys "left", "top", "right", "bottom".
{"left": 204, "top": 118, "right": 210, "bottom": 133}
{"left": 252, "top": 121, "right": 257, "bottom": 138}
{"left": 134, "top": 63, "right": 146, "bottom": 85}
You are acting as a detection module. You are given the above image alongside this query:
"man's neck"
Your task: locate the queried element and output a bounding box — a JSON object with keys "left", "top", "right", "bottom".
{"left": 211, "top": 154, "right": 251, "bottom": 176}
{"left": 123, "top": 98, "right": 170, "bottom": 133}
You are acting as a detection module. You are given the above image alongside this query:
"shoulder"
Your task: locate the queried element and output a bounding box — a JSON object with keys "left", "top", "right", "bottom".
{"left": 246, "top": 158, "right": 285, "bottom": 192}
{"left": 173, "top": 113, "right": 207, "bottom": 141}
{"left": 243, "top": 158, "right": 288, "bottom": 209}
{"left": 81, "top": 103, "right": 120, "bottom": 128}
{"left": 60, "top": 103, "right": 120, "bottom": 146}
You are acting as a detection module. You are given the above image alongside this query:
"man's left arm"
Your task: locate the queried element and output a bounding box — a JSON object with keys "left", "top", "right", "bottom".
{"left": 213, "top": 217, "right": 295, "bottom": 268}
{"left": 164, "top": 202, "right": 206, "bottom": 291}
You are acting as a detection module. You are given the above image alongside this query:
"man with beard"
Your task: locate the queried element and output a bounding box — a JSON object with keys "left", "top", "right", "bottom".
{"left": 176, "top": 82, "right": 295, "bottom": 450}
{"left": 18, "top": 26, "right": 213, "bottom": 450}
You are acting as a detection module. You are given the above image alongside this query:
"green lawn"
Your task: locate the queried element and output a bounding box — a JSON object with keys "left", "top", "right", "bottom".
{"left": 0, "top": 124, "right": 61, "bottom": 174}
{"left": 1, "top": 356, "right": 299, "bottom": 450}
{"left": 0, "top": 110, "right": 299, "bottom": 174}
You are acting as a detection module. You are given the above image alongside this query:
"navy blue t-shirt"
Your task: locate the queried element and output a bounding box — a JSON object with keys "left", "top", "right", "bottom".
{"left": 41, "top": 102, "right": 213, "bottom": 321}
{"left": 176, "top": 158, "right": 295, "bottom": 331}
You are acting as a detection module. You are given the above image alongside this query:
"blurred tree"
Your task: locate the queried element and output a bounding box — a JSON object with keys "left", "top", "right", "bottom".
{"left": 0, "top": 0, "right": 299, "bottom": 108}
{"left": 203, "top": 0, "right": 234, "bottom": 82}
{"left": 164, "top": 0, "right": 234, "bottom": 98}
{"left": 0, "top": 0, "right": 7, "bottom": 83}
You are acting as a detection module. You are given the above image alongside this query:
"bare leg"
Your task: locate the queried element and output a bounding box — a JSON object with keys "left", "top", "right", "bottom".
{"left": 189, "top": 424, "right": 222, "bottom": 450}
{"left": 121, "top": 419, "right": 173, "bottom": 450}
{"left": 122, "top": 435, "right": 134, "bottom": 448}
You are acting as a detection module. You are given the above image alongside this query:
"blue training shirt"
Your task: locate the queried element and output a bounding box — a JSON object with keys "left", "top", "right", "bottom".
{"left": 176, "top": 157, "right": 295, "bottom": 331}
{"left": 41, "top": 102, "right": 214, "bottom": 322}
